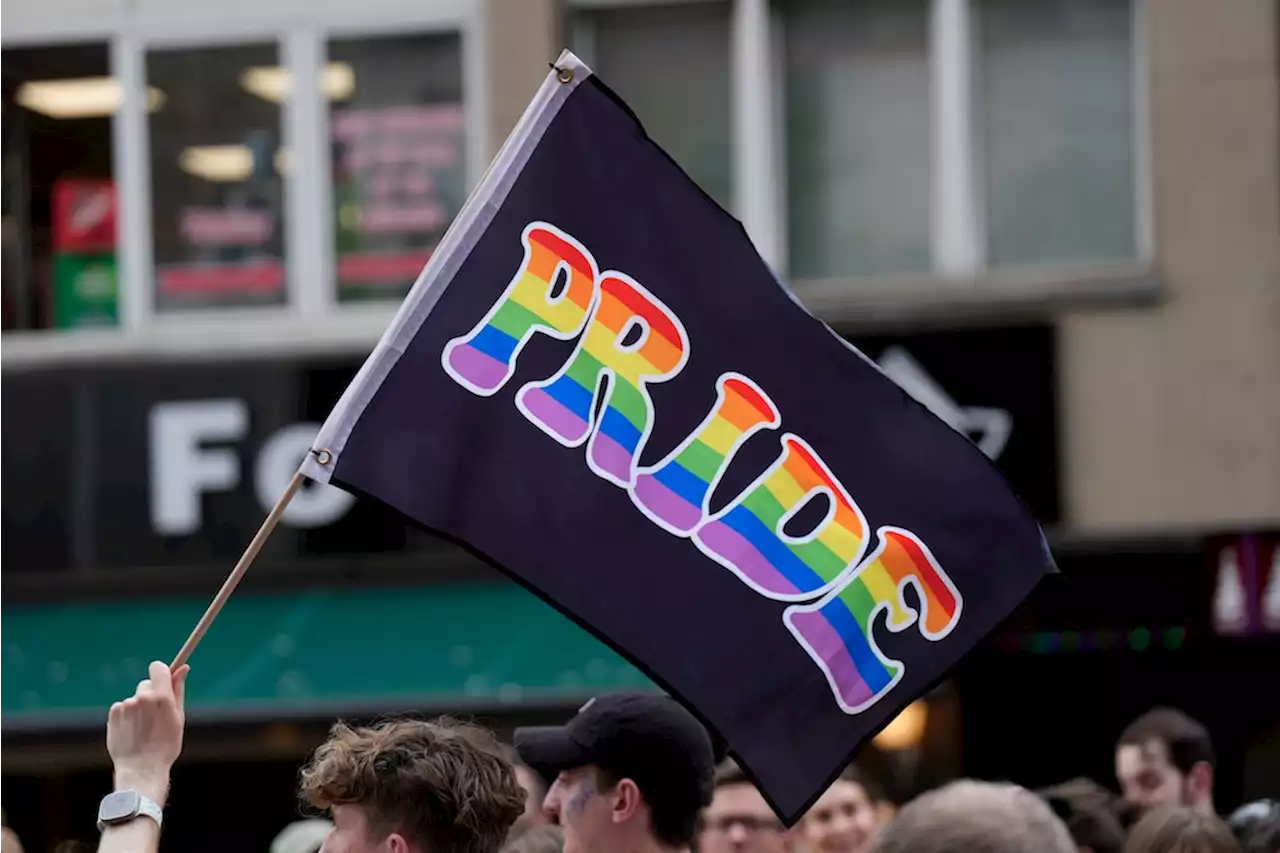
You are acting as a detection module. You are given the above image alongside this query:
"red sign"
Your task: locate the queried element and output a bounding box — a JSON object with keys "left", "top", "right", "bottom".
{"left": 1209, "top": 530, "right": 1280, "bottom": 636}
{"left": 180, "top": 207, "right": 275, "bottom": 248}
{"left": 1264, "top": 540, "right": 1280, "bottom": 633}
{"left": 337, "top": 250, "right": 433, "bottom": 286}
{"left": 53, "top": 179, "right": 117, "bottom": 253}
{"left": 1211, "top": 543, "right": 1249, "bottom": 635}
{"left": 157, "top": 260, "right": 284, "bottom": 295}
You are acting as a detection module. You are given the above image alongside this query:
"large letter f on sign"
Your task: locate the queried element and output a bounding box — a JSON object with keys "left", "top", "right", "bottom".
{"left": 442, "top": 222, "right": 600, "bottom": 395}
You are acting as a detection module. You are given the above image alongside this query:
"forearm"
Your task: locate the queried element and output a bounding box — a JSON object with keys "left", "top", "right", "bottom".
{"left": 97, "top": 818, "right": 161, "bottom": 853}
{"left": 95, "top": 770, "right": 168, "bottom": 853}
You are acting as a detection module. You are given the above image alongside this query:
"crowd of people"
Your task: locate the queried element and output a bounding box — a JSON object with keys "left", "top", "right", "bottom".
{"left": 41, "top": 662, "right": 1280, "bottom": 853}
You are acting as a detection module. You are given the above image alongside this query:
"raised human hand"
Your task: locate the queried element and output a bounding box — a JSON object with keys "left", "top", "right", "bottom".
{"left": 106, "top": 661, "right": 190, "bottom": 806}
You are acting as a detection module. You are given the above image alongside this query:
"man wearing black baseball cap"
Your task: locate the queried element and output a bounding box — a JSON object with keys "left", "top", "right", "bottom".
{"left": 515, "top": 692, "right": 715, "bottom": 853}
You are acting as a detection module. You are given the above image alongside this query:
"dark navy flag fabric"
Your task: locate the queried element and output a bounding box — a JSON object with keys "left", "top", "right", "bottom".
{"left": 302, "top": 51, "right": 1054, "bottom": 825}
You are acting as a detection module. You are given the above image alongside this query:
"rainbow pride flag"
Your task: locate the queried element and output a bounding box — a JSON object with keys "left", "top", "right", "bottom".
{"left": 304, "top": 51, "right": 1054, "bottom": 826}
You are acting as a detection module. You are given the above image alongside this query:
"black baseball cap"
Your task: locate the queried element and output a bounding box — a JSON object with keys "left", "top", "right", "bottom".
{"left": 515, "top": 692, "right": 715, "bottom": 815}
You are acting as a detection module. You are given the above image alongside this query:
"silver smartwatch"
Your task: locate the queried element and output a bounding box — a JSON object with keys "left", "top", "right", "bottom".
{"left": 97, "top": 790, "right": 164, "bottom": 833}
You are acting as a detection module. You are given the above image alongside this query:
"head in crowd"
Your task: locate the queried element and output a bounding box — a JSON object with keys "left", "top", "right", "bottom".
{"left": 1115, "top": 708, "right": 1216, "bottom": 817}
{"left": 1124, "top": 807, "right": 1242, "bottom": 853}
{"left": 299, "top": 717, "right": 526, "bottom": 853}
{"left": 1038, "top": 778, "right": 1127, "bottom": 853}
{"left": 698, "top": 759, "right": 791, "bottom": 853}
{"left": 870, "top": 779, "right": 1075, "bottom": 853}
{"left": 499, "top": 744, "right": 552, "bottom": 839}
{"left": 515, "top": 692, "right": 715, "bottom": 853}
{"left": 0, "top": 828, "right": 22, "bottom": 853}
{"left": 500, "top": 825, "right": 565, "bottom": 853}
{"left": 1226, "top": 800, "right": 1280, "bottom": 853}
{"left": 272, "top": 819, "right": 336, "bottom": 853}
{"left": 802, "top": 765, "right": 885, "bottom": 853}
{"left": 49, "top": 844, "right": 88, "bottom": 853}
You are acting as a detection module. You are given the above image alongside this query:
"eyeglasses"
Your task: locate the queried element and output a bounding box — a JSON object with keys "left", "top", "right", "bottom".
{"left": 702, "top": 815, "right": 785, "bottom": 835}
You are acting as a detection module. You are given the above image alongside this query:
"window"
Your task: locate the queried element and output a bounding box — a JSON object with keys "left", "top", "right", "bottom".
{"left": 783, "top": 0, "right": 932, "bottom": 279}
{"left": 572, "top": 1, "right": 734, "bottom": 213}
{"left": 979, "top": 0, "right": 1136, "bottom": 267}
{"left": 2, "top": 43, "right": 117, "bottom": 331}
{"left": 147, "top": 43, "right": 286, "bottom": 311}
{"left": 328, "top": 33, "right": 465, "bottom": 303}
{"left": 574, "top": 0, "right": 1139, "bottom": 285}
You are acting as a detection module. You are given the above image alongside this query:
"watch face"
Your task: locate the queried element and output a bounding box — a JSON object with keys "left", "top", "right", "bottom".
{"left": 99, "top": 790, "right": 141, "bottom": 823}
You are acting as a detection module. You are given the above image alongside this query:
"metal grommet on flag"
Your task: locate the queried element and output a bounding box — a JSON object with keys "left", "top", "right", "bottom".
{"left": 555, "top": 66, "right": 574, "bottom": 84}
{"left": 314, "top": 448, "right": 333, "bottom": 466}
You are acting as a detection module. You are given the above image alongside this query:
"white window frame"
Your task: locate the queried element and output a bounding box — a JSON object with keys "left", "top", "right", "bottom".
{"left": 3, "top": 0, "right": 1150, "bottom": 363}
{"left": 571, "top": 0, "right": 1152, "bottom": 297}
{"left": 1, "top": 0, "right": 479, "bottom": 361}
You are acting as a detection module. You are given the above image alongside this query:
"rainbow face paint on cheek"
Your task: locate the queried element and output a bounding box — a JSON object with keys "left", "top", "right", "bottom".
{"left": 566, "top": 783, "right": 597, "bottom": 816}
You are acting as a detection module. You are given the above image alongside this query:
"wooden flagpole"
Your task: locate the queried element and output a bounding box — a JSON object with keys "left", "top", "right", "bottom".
{"left": 170, "top": 469, "right": 308, "bottom": 668}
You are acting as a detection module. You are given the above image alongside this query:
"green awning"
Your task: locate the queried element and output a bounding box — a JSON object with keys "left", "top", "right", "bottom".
{"left": 1, "top": 581, "right": 652, "bottom": 730}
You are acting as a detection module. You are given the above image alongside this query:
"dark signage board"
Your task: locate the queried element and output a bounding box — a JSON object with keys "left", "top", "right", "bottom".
{"left": 847, "top": 324, "right": 1060, "bottom": 524}
{"left": 2, "top": 326, "right": 1058, "bottom": 578}
{"left": 1207, "top": 530, "right": 1280, "bottom": 637}
{"left": 2, "top": 357, "right": 416, "bottom": 577}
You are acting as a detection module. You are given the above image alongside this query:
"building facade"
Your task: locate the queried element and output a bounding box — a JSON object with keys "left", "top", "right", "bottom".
{"left": 6, "top": 0, "right": 1277, "bottom": 525}
{"left": 3, "top": 0, "right": 1278, "bottom": 846}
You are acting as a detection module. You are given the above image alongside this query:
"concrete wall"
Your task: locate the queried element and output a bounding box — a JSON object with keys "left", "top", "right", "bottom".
{"left": 1060, "top": 0, "right": 1280, "bottom": 532}
{"left": 8, "top": 0, "right": 1278, "bottom": 535}
{"left": 481, "top": 0, "right": 1280, "bottom": 534}
{"left": 483, "top": 0, "right": 562, "bottom": 159}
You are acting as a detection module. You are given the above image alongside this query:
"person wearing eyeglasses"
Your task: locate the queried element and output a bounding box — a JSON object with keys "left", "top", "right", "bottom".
{"left": 697, "top": 760, "right": 793, "bottom": 853}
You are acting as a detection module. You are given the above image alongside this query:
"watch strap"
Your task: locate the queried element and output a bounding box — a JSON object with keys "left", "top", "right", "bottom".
{"left": 136, "top": 795, "right": 164, "bottom": 829}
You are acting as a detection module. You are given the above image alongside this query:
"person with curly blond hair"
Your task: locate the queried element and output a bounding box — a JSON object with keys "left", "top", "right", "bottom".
{"left": 299, "top": 717, "right": 527, "bottom": 853}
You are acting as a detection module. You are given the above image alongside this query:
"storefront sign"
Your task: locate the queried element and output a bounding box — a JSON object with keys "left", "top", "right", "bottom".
{"left": 52, "top": 178, "right": 117, "bottom": 253}
{"left": 2, "top": 356, "right": 417, "bottom": 576}
{"left": 148, "top": 400, "right": 354, "bottom": 535}
{"left": 846, "top": 324, "right": 1060, "bottom": 523}
{"left": 52, "top": 253, "right": 118, "bottom": 329}
{"left": 2, "top": 326, "right": 1059, "bottom": 576}
{"left": 333, "top": 102, "right": 465, "bottom": 297}
{"left": 2, "top": 581, "right": 650, "bottom": 729}
{"left": 1209, "top": 531, "right": 1280, "bottom": 636}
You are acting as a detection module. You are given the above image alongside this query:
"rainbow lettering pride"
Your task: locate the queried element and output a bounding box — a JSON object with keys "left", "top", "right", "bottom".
{"left": 440, "top": 220, "right": 964, "bottom": 715}
{"left": 632, "top": 372, "right": 780, "bottom": 535}
{"left": 517, "top": 272, "right": 689, "bottom": 487}
{"left": 443, "top": 223, "right": 598, "bottom": 396}
{"left": 694, "top": 433, "right": 870, "bottom": 600}
{"left": 785, "top": 528, "right": 960, "bottom": 712}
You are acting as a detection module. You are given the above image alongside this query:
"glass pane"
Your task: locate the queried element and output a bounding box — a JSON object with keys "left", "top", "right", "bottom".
{"left": 148, "top": 43, "right": 285, "bottom": 311}
{"left": 784, "top": 0, "right": 931, "bottom": 280}
{"left": 980, "top": 0, "right": 1135, "bottom": 266}
{"left": 573, "top": 2, "right": 733, "bottom": 213}
{"left": 329, "top": 33, "right": 465, "bottom": 303}
{"left": 2, "top": 44, "right": 117, "bottom": 331}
